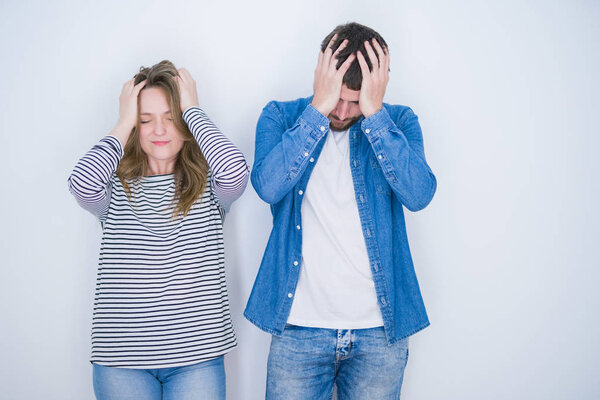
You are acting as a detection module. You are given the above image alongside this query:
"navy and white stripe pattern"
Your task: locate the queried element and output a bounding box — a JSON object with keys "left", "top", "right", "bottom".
{"left": 69, "top": 107, "right": 249, "bottom": 368}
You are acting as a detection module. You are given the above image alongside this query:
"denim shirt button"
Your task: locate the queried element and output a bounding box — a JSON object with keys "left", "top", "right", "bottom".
{"left": 309, "top": 157, "right": 314, "bottom": 163}
{"left": 378, "top": 154, "right": 383, "bottom": 160}
{"left": 320, "top": 126, "right": 326, "bottom": 132}
{"left": 296, "top": 225, "right": 301, "bottom": 230}
{"left": 298, "top": 190, "right": 303, "bottom": 195}
{"left": 304, "top": 152, "right": 309, "bottom": 157}
{"left": 293, "top": 261, "right": 299, "bottom": 266}
{"left": 365, "top": 129, "right": 371, "bottom": 134}
{"left": 288, "top": 293, "right": 293, "bottom": 298}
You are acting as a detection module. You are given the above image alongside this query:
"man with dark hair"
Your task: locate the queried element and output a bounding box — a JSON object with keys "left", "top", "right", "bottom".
{"left": 245, "top": 22, "right": 436, "bottom": 399}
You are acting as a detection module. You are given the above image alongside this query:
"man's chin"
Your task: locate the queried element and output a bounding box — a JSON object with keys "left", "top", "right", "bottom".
{"left": 329, "top": 118, "right": 360, "bottom": 132}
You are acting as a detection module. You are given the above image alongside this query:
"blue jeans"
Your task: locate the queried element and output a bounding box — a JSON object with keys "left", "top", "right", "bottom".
{"left": 93, "top": 356, "right": 225, "bottom": 400}
{"left": 266, "top": 325, "right": 409, "bottom": 399}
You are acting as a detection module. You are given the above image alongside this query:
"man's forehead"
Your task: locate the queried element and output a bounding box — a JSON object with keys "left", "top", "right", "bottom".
{"left": 340, "top": 85, "right": 360, "bottom": 101}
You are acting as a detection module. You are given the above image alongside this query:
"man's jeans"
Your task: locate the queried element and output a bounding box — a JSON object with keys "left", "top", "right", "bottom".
{"left": 266, "top": 325, "right": 409, "bottom": 399}
{"left": 93, "top": 356, "right": 225, "bottom": 400}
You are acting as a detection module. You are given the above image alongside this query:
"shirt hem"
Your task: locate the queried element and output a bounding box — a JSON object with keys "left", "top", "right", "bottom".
{"left": 286, "top": 318, "right": 385, "bottom": 330}
{"left": 90, "top": 343, "right": 236, "bottom": 370}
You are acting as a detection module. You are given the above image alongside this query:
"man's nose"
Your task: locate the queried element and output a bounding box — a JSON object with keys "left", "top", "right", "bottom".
{"left": 337, "top": 101, "right": 349, "bottom": 120}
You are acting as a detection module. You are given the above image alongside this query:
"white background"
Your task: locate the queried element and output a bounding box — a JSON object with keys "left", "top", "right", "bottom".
{"left": 1, "top": 0, "right": 598, "bottom": 399}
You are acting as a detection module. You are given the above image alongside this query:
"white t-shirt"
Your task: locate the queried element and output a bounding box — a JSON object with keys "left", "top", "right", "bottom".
{"left": 287, "top": 129, "right": 384, "bottom": 329}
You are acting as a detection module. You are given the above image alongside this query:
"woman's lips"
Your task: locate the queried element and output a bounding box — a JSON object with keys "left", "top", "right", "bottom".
{"left": 152, "top": 141, "right": 170, "bottom": 146}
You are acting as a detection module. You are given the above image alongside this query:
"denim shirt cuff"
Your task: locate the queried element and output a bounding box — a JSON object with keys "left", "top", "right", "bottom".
{"left": 299, "top": 104, "right": 331, "bottom": 139}
{"left": 361, "top": 107, "right": 394, "bottom": 142}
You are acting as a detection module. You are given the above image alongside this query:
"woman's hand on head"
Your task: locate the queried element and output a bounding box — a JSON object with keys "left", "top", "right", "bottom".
{"left": 111, "top": 79, "right": 146, "bottom": 147}
{"left": 176, "top": 68, "right": 199, "bottom": 112}
{"left": 117, "top": 79, "right": 146, "bottom": 130}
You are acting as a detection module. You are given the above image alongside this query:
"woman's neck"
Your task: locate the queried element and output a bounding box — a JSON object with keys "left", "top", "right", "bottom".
{"left": 146, "top": 158, "right": 176, "bottom": 176}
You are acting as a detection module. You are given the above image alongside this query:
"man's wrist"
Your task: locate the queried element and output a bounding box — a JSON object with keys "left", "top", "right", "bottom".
{"left": 310, "top": 99, "right": 333, "bottom": 117}
{"left": 361, "top": 104, "right": 383, "bottom": 119}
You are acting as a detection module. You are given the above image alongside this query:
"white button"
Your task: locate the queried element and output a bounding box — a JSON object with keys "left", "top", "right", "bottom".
{"left": 288, "top": 293, "right": 293, "bottom": 298}
{"left": 309, "top": 157, "right": 314, "bottom": 163}
{"left": 378, "top": 154, "right": 383, "bottom": 159}
{"left": 320, "top": 126, "right": 326, "bottom": 132}
{"left": 365, "top": 129, "right": 371, "bottom": 134}
{"left": 298, "top": 190, "right": 303, "bottom": 195}
{"left": 304, "top": 152, "right": 309, "bottom": 156}
{"left": 296, "top": 225, "right": 301, "bottom": 230}
{"left": 293, "top": 261, "right": 299, "bottom": 266}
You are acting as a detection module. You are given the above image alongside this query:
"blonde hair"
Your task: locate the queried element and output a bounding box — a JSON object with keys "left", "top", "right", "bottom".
{"left": 116, "top": 60, "right": 209, "bottom": 217}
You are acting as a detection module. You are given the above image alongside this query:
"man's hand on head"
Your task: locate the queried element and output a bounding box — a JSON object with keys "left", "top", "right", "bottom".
{"left": 357, "top": 38, "right": 390, "bottom": 118}
{"left": 311, "top": 35, "right": 356, "bottom": 117}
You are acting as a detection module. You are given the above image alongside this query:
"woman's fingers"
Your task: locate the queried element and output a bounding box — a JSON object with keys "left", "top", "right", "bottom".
{"left": 133, "top": 79, "right": 147, "bottom": 95}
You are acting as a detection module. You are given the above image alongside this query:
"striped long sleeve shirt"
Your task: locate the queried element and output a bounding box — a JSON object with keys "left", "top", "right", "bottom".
{"left": 68, "top": 107, "right": 249, "bottom": 368}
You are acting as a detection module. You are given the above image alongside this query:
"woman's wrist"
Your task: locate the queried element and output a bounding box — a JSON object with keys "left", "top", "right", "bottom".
{"left": 111, "top": 122, "right": 133, "bottom": 147}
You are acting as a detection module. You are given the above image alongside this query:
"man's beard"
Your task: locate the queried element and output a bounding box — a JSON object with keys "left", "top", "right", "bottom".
{"left": 328, "top": 115, "right": 362, "bottom": 132}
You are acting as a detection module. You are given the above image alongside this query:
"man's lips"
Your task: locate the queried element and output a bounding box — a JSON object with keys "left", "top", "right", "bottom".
{"left": 152, "top": 141, "right": 170, "bottom": 146}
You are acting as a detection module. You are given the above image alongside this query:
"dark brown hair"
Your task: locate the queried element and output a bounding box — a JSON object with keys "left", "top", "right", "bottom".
{"left": 321, "top": 22, "right": 388, "bottom": 90}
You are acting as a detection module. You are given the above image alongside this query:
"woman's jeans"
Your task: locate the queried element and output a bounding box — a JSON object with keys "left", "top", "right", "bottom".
{"left": 266, "top": 325, "right": 409, "bottom": 400}
{"left": 93, "top": 356, "right": 225, "bottom": 400}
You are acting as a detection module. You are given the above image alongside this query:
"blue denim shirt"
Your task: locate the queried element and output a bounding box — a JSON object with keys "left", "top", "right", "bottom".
{"left": 244, "top": 96, "right": 436, "bottom": 344}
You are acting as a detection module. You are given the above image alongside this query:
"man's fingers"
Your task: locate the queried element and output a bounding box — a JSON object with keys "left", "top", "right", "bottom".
{"left": 322, "top": 34, "right": 338, "bottom": 64}
{"left": 356, "top": 51, "right": 370, "bottom": 80}
{"left": 385, "top": 50, "right": 391, "bottom": 73}
{"left": 316, "top": 50, "right": 324, "bottom": 70}
{"left": 332, "top": 39, "right": 348, "bottom": 57}
{"left": 329, "top": 39, "right": 349, "bottom": 69}
{"left": 337, "top": 53, "right": 356, "bottom": 76}
{"left": 371, "top": 39, "right": 387, "bottom": 70}
{"left": 363, "top": 41, "right": 379, "bottom": 70}
{"left": 327, "top": 34, "right": 338, "bottom": 50}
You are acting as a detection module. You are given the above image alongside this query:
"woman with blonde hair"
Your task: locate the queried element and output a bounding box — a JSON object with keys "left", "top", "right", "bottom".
{"left": 69, "top": 60, "right": 249, "bottom": 399}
